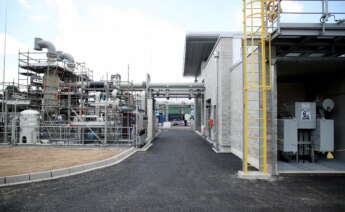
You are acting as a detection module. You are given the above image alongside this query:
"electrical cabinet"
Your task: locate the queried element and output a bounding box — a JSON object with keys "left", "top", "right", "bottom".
{"left": 312, "top": 119, "right": 334, "bottom": 152}
{"left": 279, "top": 102, "right": 334, "bottom": 162}
{"left": 278, "top": 119, "right": 298, "bottom": 153}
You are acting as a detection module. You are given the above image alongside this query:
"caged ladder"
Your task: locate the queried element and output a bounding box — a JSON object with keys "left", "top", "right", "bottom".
{"left": 242, "top": 0, "right": 276, "bottom": 175}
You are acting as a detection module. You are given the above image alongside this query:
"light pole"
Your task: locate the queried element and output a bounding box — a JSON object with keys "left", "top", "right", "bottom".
{"left": 2, "top": 0, "right": 8, "bottom": 143}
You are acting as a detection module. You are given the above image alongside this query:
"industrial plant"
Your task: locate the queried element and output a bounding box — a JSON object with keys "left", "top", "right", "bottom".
{"left": 0, "top": 0, "right": 345, "bottom": 178}
{"left": 0, "top": 37, "right": 144, "bottom": 146}
{"left": 0, "top": 37, "right": 203, "bottom": 149}
{"left": 1, "top": 0, "right": 345, "bottom": 211}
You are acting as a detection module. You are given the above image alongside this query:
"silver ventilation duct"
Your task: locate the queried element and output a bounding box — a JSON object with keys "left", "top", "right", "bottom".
{"left": 57, "top": 51, "right": 75, "bottom": 69}
{"left": 34, "top": 38, "right": 57, "bottom": 59}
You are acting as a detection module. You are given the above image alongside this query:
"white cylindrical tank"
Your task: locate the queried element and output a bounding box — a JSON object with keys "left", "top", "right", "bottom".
{"left": 20, "top": 110, "right": 40, "bottom": 144}
{"left": 111, "top": 89, "right": 118, "bottom": 99}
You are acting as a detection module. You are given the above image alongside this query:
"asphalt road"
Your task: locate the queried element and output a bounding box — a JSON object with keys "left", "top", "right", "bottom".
{"left": 0, "top": 129, "right": 344, "bottom": 212}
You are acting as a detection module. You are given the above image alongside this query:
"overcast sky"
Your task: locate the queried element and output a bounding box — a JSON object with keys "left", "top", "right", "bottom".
{"left": 0, "top": 0, "right": 344, "bottom": 84}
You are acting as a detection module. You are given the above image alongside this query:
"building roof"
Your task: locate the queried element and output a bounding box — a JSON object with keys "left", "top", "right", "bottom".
{"left": 183, "top": 33, "right": 219, "bottom": 78}
{"left": 183, "top": 32, "right": 241, "bottom": 78}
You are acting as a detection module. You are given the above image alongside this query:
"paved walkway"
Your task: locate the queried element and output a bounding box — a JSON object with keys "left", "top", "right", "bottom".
{"left": 0, "top": 129, "right": 344, "bottom": 211}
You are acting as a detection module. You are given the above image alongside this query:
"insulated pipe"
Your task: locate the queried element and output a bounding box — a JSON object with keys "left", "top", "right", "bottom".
{"left": 151, "top": 90, "right": 203, "bottom": 94}
{"left": 120, "top": 82, "right": 146, "bottom": 89}
{"left": 154, "top": 95, "right": 199, "bottom": 99}
{"left": 152, "top": 92, "right": 201, "bottom": 96}
{"left": 149, "top": 83, "right": 204, "bottom": 89}
{"left": 83, "top": 81, "right": 205, "bottom": 93}
{"left": 34, "top": 38, "right": 57, "bottom": 59}
{"left": 119, "top": 82, "right": 204, "bottom": 90}
{"left": 57, "top": 51, "right": 75, "bottom": 62}
{"left": 62, "top": 82, "right": 83, "bottom": 87}
{"left": 57, "top": 51, "right": 75, "bottom": 69}
{"left": 87, "top": 81, "right": 107, "bottom": 89}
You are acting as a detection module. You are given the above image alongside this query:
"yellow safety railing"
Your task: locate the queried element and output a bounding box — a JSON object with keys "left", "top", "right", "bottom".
{"left": 242, "top": 0, "right": 275, "bottom": 175}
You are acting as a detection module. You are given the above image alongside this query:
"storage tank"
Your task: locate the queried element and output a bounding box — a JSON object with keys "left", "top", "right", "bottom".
{"left": 20, "top": 110, "right": 40, "bottom": 144}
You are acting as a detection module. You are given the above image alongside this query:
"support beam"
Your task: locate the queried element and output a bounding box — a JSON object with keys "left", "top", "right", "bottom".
{"left": 146, "top": 99, "right": 155, "bottom": 143}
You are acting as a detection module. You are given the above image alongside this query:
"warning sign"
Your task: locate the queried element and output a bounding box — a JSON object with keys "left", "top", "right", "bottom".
{"left": 301, "top": 111, "right": 311, "bottom": 120}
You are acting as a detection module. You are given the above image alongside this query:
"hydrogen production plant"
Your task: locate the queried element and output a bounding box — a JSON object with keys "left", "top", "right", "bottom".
{"left": 0, "top": 38, "right": 148, "bottom": 146}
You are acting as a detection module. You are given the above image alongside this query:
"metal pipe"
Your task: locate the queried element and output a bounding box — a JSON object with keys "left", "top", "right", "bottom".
{"left": 119, "top": 82, "right": 146, "bottom": 89}
{"left": 150, "top": 82, "right": 204, "bottom": 89}
{"left": 57, "top": 51, "right": 74, "bottom": 63}
{"left": 57, "top": 51, "right": 75, "bottom": 69}
{"left": 282, "top": 12, "right": 345, "bottom": 15}
{"left": 154, "top": 96, "right": 198, "bottom": 99}
{"left": 152, "top": 90, "right": 203, "bottom": 94}
{"left": 87, "top": 81, "right": 107, "bottom": 89}
{"left": 120, "top": 82, "right": 204, "bottom": 90}
{"left": 153, "top": 93, "right": 201, "bottom": 96}
{"left": 34, "top": 38, "right": 57, "bottom": 59}
{"left": 151, "top": 90, "right": 203, "bottom": 94}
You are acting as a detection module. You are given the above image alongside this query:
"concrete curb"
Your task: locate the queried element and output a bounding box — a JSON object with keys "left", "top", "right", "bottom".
{"left": 194, "top": 130, "right": 215, "bottom": 148}
{"left": 194, "top": 131, "right": 213, "bottom": 145}
{"left": 194, "top": 130, "right": 203, "bottom": 136}
{"left": 212, "top": 147, "right": 220, "bottom": 153}
{"left": 138, "top": 143, "right": 153, "bottom": 152}
{"left": 237, "top": 171, "right": 275, "bottom": 181}
{"left": 137, "top": 131, "right": 161, "bottom": 152}
{"left": 0, "top": 144, "right": 132, "bottom": 148}
{"left": 0, "top": 147, "right": 137, "bottom": 187}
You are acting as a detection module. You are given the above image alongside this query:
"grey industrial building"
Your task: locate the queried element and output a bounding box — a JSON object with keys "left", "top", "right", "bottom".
{"left": 184, "top": 33, "right": 242, "bottom": 153}
{"left": 184, "top": 23, "right": 345, "bottom": 175}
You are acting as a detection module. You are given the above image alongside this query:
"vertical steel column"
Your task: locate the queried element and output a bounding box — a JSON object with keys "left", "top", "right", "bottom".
{"left": 242, "top": 0, "right": 249, "bottom": 174}
{"left": 260, "top": 0, "right": 268, "bottom": 174}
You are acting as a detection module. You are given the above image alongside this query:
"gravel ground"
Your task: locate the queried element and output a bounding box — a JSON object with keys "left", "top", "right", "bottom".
{"left": 0, "top": 129, "right": 344, "bottom": 212}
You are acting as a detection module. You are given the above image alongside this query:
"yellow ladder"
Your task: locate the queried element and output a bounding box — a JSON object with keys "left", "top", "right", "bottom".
{"left": 242, "top": 0, "right": 275, "bottom": 174}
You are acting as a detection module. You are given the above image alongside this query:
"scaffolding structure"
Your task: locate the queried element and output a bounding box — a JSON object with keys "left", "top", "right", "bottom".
{"left": 0, "top": 51, "right": 147, "bottom": 146}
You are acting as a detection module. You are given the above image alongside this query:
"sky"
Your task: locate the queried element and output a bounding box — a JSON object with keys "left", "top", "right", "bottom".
{"left": 0, "top": 0, "right": 344, "bottom": 84}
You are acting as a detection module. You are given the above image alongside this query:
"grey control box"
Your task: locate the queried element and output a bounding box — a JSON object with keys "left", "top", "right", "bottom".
{"left": 278, "top": 119, "right": 298, "bottom": 153}
{"left": 312, "top": 119, "right": 334, "bottom": 152}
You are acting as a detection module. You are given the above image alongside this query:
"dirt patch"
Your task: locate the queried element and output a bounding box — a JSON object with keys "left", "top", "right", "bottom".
{"left": 0, "top": 147, "right": 125, "bottom": 176}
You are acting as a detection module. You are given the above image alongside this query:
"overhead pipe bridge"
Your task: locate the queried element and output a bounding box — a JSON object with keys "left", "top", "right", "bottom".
{"left": 120, "top": 82, "right": 205, "bottom": 99}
